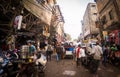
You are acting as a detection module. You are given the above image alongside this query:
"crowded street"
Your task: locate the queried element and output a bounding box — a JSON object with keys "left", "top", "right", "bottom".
{"left": 0, "top": 0, "right": 120, "bottom": 77}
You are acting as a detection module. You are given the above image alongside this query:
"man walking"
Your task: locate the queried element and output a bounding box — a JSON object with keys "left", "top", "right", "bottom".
{"left": 46, "top": 44, "right": 53, "bottom": 61}
{"left": 56, "top": 44, "right": 62, "bottom": 61}
{"left": 89, "top": 41, "right": 103, "bottom": 73}
{"left": 75, "top": 44, "right": 81, "bottom": 66}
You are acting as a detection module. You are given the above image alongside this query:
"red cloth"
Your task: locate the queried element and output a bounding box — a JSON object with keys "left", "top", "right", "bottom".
{"left": 76, "top": 47, "right": 80, "bottom": 58}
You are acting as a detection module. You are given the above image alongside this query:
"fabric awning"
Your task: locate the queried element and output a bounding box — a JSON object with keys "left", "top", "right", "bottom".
{"left": 22, "top": 0, "right": 52, "bottom": 25}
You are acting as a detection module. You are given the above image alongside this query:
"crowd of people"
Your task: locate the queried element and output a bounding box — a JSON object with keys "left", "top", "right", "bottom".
{"left": 102, "top": 44, "right": 120, "bottom": 67}
{"left": 2, "top": 40, "right": 119, "bottom": 67}
{"left": 75, "top": 41, "right": 120, "bottom": 73}
{"left": 0, "top": 40, "right": 120, "bottom": 75}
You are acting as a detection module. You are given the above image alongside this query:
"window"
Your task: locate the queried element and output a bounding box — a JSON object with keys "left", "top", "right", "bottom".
{"left": 95, "top": 0, "right": 103, "bottom": 3}
{"left": 36, "top": 0, "right": 41, "bottom": 3}
{"left": 109, "top": 10, "right": 114, "bottom": 20}
{"left": 101, "top": 16, "right": 107, "bottom": 25}
{"left": 94, "top": 0, "right": 97, "bottom": 2}
{"left": 36, "top": 0, "right": 45, "bottom": 4}
{"left": 93, "top": 13, "right": 97, "bottom": 15}
{"left": 91, "top": 5, "right": 96, "bottom": 10}
{"left": 91, "top": 5, "right": 96, "bottom": 7}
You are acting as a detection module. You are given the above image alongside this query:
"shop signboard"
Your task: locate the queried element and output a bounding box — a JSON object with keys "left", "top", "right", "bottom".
{"left": 14, "top": 15, "right": 23, "bottom": 30}
{"left": 83, "top": 40, "right": 88, "bottom": 43}
{"left": 102, "top": 31, "right": 108, "bottom": 39}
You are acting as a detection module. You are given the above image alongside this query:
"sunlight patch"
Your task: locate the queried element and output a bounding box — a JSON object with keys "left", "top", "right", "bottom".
{"left": 63, "top": 70, "right": 76, "bottom": 76}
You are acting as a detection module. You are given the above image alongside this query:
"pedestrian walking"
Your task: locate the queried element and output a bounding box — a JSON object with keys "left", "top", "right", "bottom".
{"left": 61, "top": 44, "right": 65, "bottom": 59}
{"left": 56, "top": 44, "right": 62, "bottom": 61}
{"left": 46, "top": 44, "right": 53, "bottom": 61}
{"left": 102, "top": 45, "right": 109, "bottom": 67}
{"left": 80, "top": 46, "right": 86, "bottom": 65}
{"left": 109, "top": 44, "right": 118, "bottom": 64}
{"left": 89, "top": 41, "right": 103, "bottom": 73}
{"left": 75, "top": 44, "right": 81, "bottom": 66}
{"left": 110, "top": 44, "right": 117, "bottom": 52}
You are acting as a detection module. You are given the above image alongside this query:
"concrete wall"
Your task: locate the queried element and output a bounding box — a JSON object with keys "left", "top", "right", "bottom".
{"left": 116, "top": 0, "right": 120, "bottom": 12}
{"left": 96, "top": 0, "right": 119, "bottom": 30}
{"left": 82, "top": 3, "right": 99, "bottom": 39}
{"left": 54, "top": 5, "right": 64, "bottom": 42}
{"left": 96, "top": 0, "right": 109, "bottom": 14}
{"left": 23, "top": 0, "right": 54, "bottom": 25}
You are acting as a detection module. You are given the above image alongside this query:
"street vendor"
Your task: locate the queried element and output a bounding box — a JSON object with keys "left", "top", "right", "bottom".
{"left": 27, "top": 41, "right": 37, "bottom": 56}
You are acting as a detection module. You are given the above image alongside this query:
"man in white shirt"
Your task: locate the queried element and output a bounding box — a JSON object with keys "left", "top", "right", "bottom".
{"left": 90, "top": 42, "right": 103, "bottom": 60}
{"left": 80, "top": 47, "right": 86, "bottom": 57}
{"left": 80, "top": 47, "right": 86, "bottom": 65}
{"left": 89, "top": 41, "right": 103, "bottom": 73}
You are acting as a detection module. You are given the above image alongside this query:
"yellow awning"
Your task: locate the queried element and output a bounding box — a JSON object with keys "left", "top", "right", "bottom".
{"left": 83, "top": 40, "right": 88, "bottom": 43}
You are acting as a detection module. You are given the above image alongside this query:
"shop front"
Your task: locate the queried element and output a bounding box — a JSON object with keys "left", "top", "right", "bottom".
{"left": 102, "top": 30, "right": 120, "bottom": 46}
{"left": 109, "top": 30, "right": 120, "bottom": 45}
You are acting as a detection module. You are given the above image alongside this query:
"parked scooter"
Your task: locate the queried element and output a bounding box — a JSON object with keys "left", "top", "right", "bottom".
{"left": 0, "top": 50, "right": 19, "bottom": 77}
{"left": 35, "top": 52, "right": 47, "bottom": 73}
{"left": 0, "top": 56, "right": 9, "bottom": 76}
{"left": 16, "top": 52, "right": 47, "bottom": 77}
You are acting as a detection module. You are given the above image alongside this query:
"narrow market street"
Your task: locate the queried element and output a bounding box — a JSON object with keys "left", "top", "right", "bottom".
{"left": 40, "top": 54, "right": 120, "bottom": 77}
{"left": 0, "top": 0, "right": 120, "bottom": 77}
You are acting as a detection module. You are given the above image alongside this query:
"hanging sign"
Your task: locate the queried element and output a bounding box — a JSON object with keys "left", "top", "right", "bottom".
{"left": 14, "top": 15, "right": 23, "bottom": 30}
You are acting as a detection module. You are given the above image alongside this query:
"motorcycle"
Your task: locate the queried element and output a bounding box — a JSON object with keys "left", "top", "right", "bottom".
{"left": 35, "top": 52, "right": 47, "bottom": 73}
{"left": 16, "top": 52, "right": 47, "bottom": 77}
{"left": 82, "top": 54, "right": 98, "bottom": 74}
{"left": 0, "top": 50, "right": 19, "bottom": 77}
{"left": 0, "top": 56, "right": 9, "bottom": 76}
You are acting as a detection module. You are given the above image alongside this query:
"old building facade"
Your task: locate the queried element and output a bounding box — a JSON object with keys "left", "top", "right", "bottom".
{"left": 82, "top": 3, "right": 99, "bottom": 43}
{"left": 0, "top": 0, "right": 58, "bottom": 50}
{"left": 50, "top": 5, "right": 65, "bottom": 44}
{"left": 55, "top": 5, "right": 65, "bottom": 43}
{"left": 95, "top": 0, "right": 120, "bottom": 45}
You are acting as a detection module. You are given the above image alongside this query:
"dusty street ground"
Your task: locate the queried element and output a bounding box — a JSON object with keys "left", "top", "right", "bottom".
{"left": 40, "top": 55, "right": 120, "bottom": 77}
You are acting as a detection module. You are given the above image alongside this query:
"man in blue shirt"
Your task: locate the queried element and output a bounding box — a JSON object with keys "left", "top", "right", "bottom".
{"left": 28, "top": 41, "right": 37, "bottom": 56}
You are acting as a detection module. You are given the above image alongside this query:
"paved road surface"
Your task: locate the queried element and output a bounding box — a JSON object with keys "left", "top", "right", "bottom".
{"left": 40, "top": 55, "right": 120, "bottom": 77}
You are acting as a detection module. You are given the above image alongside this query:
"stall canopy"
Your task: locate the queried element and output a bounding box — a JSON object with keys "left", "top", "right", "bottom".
{"left": 22, "top": 0, "right": 53, "bottom": 25}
